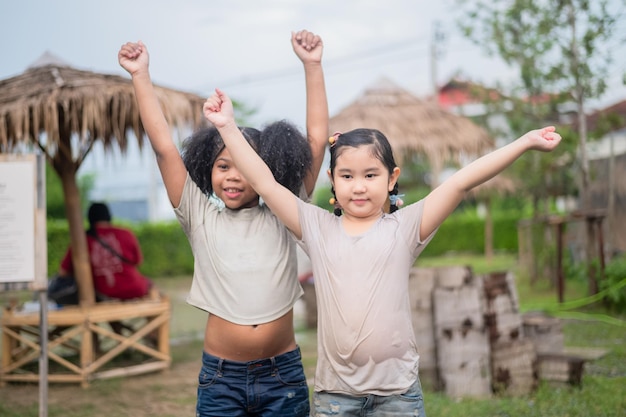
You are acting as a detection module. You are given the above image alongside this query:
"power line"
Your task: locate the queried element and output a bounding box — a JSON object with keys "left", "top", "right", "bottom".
{"left": 216, "top": 36, "right": 430, "bottom": 89}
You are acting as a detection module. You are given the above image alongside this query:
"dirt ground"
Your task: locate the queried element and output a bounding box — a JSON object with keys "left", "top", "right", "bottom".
{"left": 1, "top": 358, "right": 200, "bottom": 416}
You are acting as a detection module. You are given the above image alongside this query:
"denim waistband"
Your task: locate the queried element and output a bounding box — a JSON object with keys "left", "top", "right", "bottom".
{"left": 201, "top": 346, "right": 302, "bottom": 373}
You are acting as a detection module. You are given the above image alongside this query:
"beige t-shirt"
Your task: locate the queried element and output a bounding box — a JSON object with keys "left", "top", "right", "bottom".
{"left": 296, "top": 198, "right": 436, "bottom": 396}
{"left": 175, "top": 174, "right": 303, "bottom": 325}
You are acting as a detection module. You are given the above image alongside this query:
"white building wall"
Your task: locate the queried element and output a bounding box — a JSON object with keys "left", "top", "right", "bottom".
{"left": 79, "top": 136, "right": 176, "bottom": 223}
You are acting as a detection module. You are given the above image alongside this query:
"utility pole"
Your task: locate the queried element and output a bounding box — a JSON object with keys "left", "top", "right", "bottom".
{"left": 429, "top": 21, "right": 447, "bottom": 188}
{"left": 430, "top": 21, "right": 446, "bottom": 104}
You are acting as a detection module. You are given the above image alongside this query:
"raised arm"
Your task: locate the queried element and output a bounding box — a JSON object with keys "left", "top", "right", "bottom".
{"left": 292, "top": 30, "right": 329, "bottom": 196}
{"left": 420, "top": 126, "right": 562, "bottom": 238}
{"left": 203, "top": 89, "right": 302, "bottom": 238}
{"left": 118, "top": 41, "right": 187, "bottom": 207}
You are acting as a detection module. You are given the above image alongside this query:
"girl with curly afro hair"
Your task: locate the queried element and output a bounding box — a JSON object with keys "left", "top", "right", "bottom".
{"left": 119, "top": 29, "right": 328, "bottom": 417}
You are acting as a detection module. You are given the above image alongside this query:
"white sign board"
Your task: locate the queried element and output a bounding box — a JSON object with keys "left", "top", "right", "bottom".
{"left": 0, "top": 154, "right": 46, "bottom": 285}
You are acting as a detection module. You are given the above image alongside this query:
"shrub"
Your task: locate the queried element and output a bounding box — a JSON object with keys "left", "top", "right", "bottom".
{"left": 600, "top": 255, "right": 626, "bottom": 313}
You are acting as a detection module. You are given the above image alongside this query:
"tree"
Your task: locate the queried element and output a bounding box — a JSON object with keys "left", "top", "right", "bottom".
{"left": 458, "top": 0, "right": 623, "bottom": 204}
{"left": 456, "top": 0, "right": 625, "bottom": 294}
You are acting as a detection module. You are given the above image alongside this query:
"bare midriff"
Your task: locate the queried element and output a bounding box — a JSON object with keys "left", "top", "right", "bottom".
{"left": 203, "top": 310, "right": 297, "bottom": 362}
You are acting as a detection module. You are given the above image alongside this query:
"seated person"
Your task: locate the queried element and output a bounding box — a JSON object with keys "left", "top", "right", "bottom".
{"left": 58, "top": 202, "right": 154, "bottom": 301}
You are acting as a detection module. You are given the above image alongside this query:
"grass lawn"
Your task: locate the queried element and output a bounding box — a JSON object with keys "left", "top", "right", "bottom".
{"left": 1, "top": 253, "right": 624, "bottom": 416}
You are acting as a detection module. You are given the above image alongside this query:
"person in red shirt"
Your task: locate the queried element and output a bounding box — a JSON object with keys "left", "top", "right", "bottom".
{"left": 59, "top": 202, "right": 153, "bottom": 301}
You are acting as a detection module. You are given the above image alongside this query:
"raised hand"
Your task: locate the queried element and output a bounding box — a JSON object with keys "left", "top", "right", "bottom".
{"left": 292, "top": 29, "right": 323, "bottom": 64}
{"left": 522, "top": 126, "right": 562, "bottom": 152}
{"left": 203, "top": 88, "right": 235, "bottom": 129}
{"left": 118, "top": 41, "right": 149, "bottom": 76}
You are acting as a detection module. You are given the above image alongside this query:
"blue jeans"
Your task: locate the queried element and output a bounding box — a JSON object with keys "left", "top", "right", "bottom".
{"left": 196, "top": 347, "right": 310, "bottom": 417}
{"left": 312, "top": 377, "right": 426, "bottom": 417}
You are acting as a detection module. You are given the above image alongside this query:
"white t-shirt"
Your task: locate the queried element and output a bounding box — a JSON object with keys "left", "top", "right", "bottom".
{"left": 175, "top": 174, "right": 303, "bottom": 325}
{"left": 296, "top": 198, "right": 437, "bottom": 396}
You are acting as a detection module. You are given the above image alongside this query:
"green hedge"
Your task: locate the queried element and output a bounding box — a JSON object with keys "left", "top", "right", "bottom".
{"left": 420, "top": 214, "right": 520, "bottom": 257}
{"left": 46, "top": 213, "right": 520, "bottom": 277}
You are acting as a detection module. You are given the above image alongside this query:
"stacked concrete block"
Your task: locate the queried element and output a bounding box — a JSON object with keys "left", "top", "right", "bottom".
{"left": 408, "top": 267, "right": 438, "bottom": 390}
{"left": 483, "top": 271, "right": 537, "bottom": 396}
{"left": 522, "top": 311, "right": 564, "bottom": 354}
{"left": 432, "top": 266, "right": 492, "bottom": 399}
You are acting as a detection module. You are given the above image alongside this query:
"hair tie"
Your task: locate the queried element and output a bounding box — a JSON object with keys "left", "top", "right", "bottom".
{"left": 328, "top": 131, "right": 342, "bottom": 146}
{"left": 209, "top": 192, "right": 226, "bottom": 211}
{"left": 389, "top": 194, "right": 405, "bottom": 207}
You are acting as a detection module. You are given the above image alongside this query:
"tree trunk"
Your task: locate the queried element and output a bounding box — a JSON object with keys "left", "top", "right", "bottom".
{"left": 568, "top": 3, "right": 596, "bottom": 295}
{"left": 484, "top": 197, "right": 493, "bottom": 262}
{"left": 59, "top": 167, "right": 96, "bottom": 306}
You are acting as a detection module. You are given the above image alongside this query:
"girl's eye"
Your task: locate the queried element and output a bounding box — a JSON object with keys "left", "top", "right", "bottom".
{"left": 341, "top": 174, "right": 352, "bottom": 179}
{"left": 217, "top": 164, "right": 229, "bottom": 170}
{"left": 365, "top": 173, "right": 376, "bottom": 179}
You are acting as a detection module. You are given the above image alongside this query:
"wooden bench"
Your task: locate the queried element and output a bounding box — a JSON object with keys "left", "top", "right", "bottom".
{"left": 1, "top": 296, "right": 171, "bottom": 388}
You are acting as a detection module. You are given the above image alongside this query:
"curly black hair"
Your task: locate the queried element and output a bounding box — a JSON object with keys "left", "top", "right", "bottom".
{"left": 258, "top": 120, "right": 312, "bottom": 196}
{"left": 180, "top": 121, "right": 312, "bottom": 196}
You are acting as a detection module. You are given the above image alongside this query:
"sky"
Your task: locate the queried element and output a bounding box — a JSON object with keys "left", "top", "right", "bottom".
{"left": 3, "top": 0, "right": 624, "bottom": 133}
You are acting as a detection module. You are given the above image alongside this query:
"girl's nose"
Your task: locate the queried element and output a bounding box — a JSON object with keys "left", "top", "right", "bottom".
{"left": 353, "top": 179, "right": 366, "bottom": 192}
{"left": 227, "top": 168, "right": 242, "bottom": 181}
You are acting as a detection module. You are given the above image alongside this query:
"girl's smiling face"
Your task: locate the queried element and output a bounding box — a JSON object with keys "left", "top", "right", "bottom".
{"left": 211, "top": 147, "right": 260, "bottom": 209}
{"left": 330, "top": 145, "right": 399, "bottom": 222}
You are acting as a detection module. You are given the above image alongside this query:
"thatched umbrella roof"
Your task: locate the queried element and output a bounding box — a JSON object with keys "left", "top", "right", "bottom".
{"left": 329, "top": 78, "right": 494, "bottom": 181}
{"left": 0, "top": 52, "right": 206, "bottom": 304}
{"left": 0, "top": 52, "right": 205, "bottom": 156}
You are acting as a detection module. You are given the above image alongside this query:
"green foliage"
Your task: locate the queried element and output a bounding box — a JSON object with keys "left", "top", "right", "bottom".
{"left": 600, "top": 255, "right": 626, "bottom": 313}
{"left": 421, "top": 212, "right": 520, "bottom": 257}
{"left": 455, "top": 0, "right": 624, "bottom": 215}
{"left": 47, "top": 219, "right": 72, "bottom": 275}
{"left": 132, "top": 222, "right": 194, "bottom": 277}
{"left": 563, "top": 255, "right": 589, "bottom": 283}
{"left": 417, "top": 253, "right": 518, "bottom": 275}
{"left": 45, "top": 163, "right": 66, "bottom": 219}
{"left": 457, "top": 0, "right": 620, "bottom": 99}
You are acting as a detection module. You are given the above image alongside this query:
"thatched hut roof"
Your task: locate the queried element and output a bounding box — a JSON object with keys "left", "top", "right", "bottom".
{"left": 329, "top": 78, "right": 494, "bottom": 167}
{"left": 0, "top": 54, "right": 206, "bottom": 155}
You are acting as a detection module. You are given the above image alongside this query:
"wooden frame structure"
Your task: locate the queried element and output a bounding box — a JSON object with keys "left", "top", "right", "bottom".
{"left": 1, "top": 296, "right": 171, "bottom": 388}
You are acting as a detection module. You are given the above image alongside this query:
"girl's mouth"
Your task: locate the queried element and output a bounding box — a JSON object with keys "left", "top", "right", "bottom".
{"left": 223, "top": 188, "right": 242, "bottom": 199}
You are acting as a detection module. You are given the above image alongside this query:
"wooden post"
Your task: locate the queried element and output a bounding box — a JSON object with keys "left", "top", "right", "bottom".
{"left": 80, "top": 312, "right": 93, "bottom": 388}
{"left": 485, "top": 196, "right": 493, "bottom": 262}
{"left": 586, "top": 217, "right": 599, "bottom": 295}
{"left": 38, "top": 290, "right": 49, "bottom": 417}
{"left": 596, "top": 217, "right": 606, "bottom": 276}
{"left": 556, "top": 221, "right": 565, "bottom": 304}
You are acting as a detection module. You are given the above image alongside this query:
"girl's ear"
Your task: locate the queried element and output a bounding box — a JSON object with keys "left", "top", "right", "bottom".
{"left": 388, "top": 167, "right": 401, "bottom": 191}
{"left": 327, "top": 168, "right": 333, "bottom": 184}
